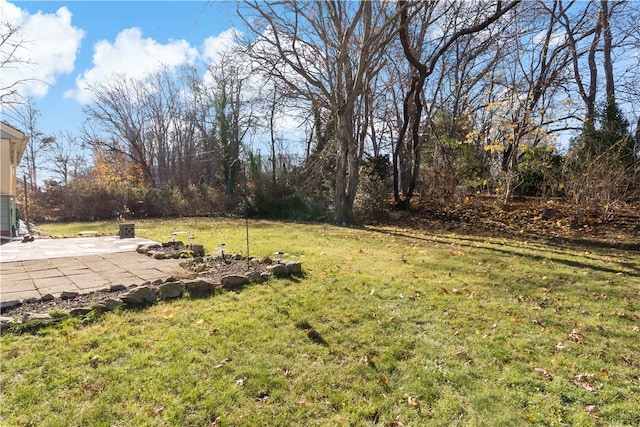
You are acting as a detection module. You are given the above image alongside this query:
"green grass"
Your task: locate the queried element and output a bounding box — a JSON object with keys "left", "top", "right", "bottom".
{"left": 2, "top": 219, "right": 639, "bottom": 426}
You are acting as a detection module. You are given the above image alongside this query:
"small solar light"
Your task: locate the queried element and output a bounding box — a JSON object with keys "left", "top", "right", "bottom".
{"left": 189, "top": 236, "right": 194, "bottom": 247}
{"left": 218, "top": 243, "right": 226, "bottom": 258}
{"left": 170, "top": 232, "right": 176, "bottom": 243}
{"left": 274, "top": 251, "right": 284, "bottom": 262}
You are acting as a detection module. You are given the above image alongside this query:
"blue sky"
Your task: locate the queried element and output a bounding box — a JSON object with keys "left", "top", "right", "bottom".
{"left": 2, "top": 1, "right": 245, "bottom": 138}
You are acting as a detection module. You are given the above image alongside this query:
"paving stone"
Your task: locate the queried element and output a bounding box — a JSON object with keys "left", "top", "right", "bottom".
{"left": 1, "top": 278, "right": 36, "bottom": 291}
{"left": 1, "top": 237, "right": 189, "bottom": 304}
{"left": 49, "top": 260, "right": 86, "bottom": 269}
{"left": 20, "top": 260, "right": 54, "bottom": 270}
{"left": 75, "top": 280, "right": 110, "bottom": 291}
{"left": 101, "top": 273, "right": 139, "bottom": 283}
{"left": 32, "top": 277, "right": 74, "bottom": 288}
{"left": 0, "top": 263, "right": 26, "bottom": 273}
{"left": 28, "top": 269, "right": 65, "bottom": 280}
{"left": 2, "top": 272, "right": 31, "bottom": 281}
{"left": 58, "top": 267, "right": 91, "bottom": 276}
{"left": 132, "top": 269, "right": 167, "bottom": 280}
{"left": 1, "top": 289, "right": 39, "bottom": 304}
{"left": 66, "top": 273, "right": 108, "bottom": 285}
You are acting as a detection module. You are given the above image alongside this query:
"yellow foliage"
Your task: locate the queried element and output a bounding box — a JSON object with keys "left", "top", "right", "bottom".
{"left": 91, "top": 150, "right": 146, "bottom": 191}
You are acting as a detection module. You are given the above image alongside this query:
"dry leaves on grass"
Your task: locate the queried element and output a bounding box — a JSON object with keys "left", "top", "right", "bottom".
{"left": 214, "top": 357, "right": 232, "bottom": 369}
{"left": 407, "top": 396, "right": 419, "bottom": 407}
{"left": 585, "top": 405, "right": 602, "bottom": 419}
{"left": 149, "top": 406, "right": 164, "bottom": 417}
{"left": 534, "top": 367, "right": 553, "bottom": 381}
{"left": 574, "top": 374, "right": 596, "bottom": 392}
{"left": 568, "top": 328, "right": 583, "bottom": 343}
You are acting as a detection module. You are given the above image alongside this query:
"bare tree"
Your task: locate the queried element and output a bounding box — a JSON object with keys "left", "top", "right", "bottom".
{"left": 44, "top": 131, "right": 87, "bottom": 186}
{"left": 82, "top": 73, "right": 157, "bottom": 187}
{"left": 0, "top": 20, "right": 33, "bottom": 106}
{"left": 11, "top": 98, "right": 53, "bottom": 192}
{"left": 483, "top": 1, "right": 575, "bottom": 200}
{"left": 206, "top": 54, "right": 253, "bottom": 195}
{"left": 554, "top": 1, "right": 631, "bottom": 122}
{"left": 392, "top": 0, "right": 519, "bottom": 209}
{"left": 242, "top": 0, "right": 397, "bottom": 224}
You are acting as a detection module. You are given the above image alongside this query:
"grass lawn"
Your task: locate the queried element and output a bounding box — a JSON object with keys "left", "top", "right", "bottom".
{"left": 2, "top": 218, "right": 639, "bottom": 426}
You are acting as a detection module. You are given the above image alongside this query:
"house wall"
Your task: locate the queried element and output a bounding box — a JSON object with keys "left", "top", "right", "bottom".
{"left": 1, "top": 124, "right": 28, "bottom": 238}
{"left": 0, "top": 138, "right": 12, "bottom": 195}
{"left": 1, "top": 139, "right": 19, "bottom": 237}
{"left": 1, "top": 195, "right": 12, "bottom": 237}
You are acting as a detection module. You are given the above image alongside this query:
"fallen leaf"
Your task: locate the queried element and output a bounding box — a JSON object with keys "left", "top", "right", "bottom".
{"left": 214, "top": 357, "right": 232, "bottom": 368}
{"left": 162, "top": 309, "right": 174, "bottom": 319}
{"left": 149, "top": 406, "right": 164, "bottom": 417}
{"left": 89, "top": 355, "right": 100, "bottom": 367}
{"left": 197, "top": 319, "right": 205, "bottom": 327}
{"left": 585, "top": 405, "right": 601, "bottom": 419}
{"left": 568, "top": 329, "right": 583, "bottom": 343}
{"left": 209, "top": 416, "right": 221, "bottom": 426}
{"left": 620, "top": 354, "right": 637, "bottom": 365}
{"left": 407, "top": 396, "right": 418, "bottom": 407}
{"left": 555, "top": 342, "right": 566, "bottom": 350}
{"left": 534, "top": 367, "right": 553, "bottom": 380}
{"left": 574, "top": 374, "right": 595, "bottom": 391}
{"left": 236, "top": 377, "right": 245, "bottom": 386}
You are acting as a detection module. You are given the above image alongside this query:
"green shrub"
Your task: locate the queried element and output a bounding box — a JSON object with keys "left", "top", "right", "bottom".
{"left": 515, "top": 146, "right": 564, "bottom": 197}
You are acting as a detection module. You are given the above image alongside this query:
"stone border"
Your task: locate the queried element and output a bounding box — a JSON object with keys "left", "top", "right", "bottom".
{"left": 1, "top": 256, "right": 303, "bottom": 332}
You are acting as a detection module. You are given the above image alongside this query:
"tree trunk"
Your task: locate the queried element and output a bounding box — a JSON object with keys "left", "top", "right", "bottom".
{"left": 601, "top": 0, "right": 615, "bottom": 102}
{"left": 334, "top": 108, "right": 358, "bottom": 225}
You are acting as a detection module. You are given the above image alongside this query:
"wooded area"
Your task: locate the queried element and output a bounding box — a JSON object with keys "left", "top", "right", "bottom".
{"left": 4, "top": 0, "right": 640, "bottom": 225}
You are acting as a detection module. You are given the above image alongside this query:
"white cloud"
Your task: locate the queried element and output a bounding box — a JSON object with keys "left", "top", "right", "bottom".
{"left": 0, "top": 0, "right": 84, "bottom": 100}
{"left": 202, "top": 28, "right": 242, "bottom": 63}
{"left": 533, "top": 29, "right": 566, "bottom": 48}
{"left": 67, "top": 27, "right": 198, "bottom": 104}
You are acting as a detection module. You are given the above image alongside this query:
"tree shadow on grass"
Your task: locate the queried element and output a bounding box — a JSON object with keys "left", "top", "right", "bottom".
{"left": 295, "top": 321, "right": 328, "bottom": 346}
{"left": 365, "top": 226, "right": 640, "bottom": 278}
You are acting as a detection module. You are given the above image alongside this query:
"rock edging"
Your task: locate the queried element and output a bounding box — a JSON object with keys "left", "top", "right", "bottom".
{"left": 1, "top": 252, "right": 303, "bottom": 332}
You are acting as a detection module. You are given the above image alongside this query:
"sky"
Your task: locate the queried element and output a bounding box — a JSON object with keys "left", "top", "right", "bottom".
{"left": 1, "top": 0, "right": 246, "bottom": 139}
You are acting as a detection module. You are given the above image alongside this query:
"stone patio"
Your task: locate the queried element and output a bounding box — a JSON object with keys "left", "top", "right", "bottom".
{"left": 0, "top": 237, "right": 184, "bottom": 304}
